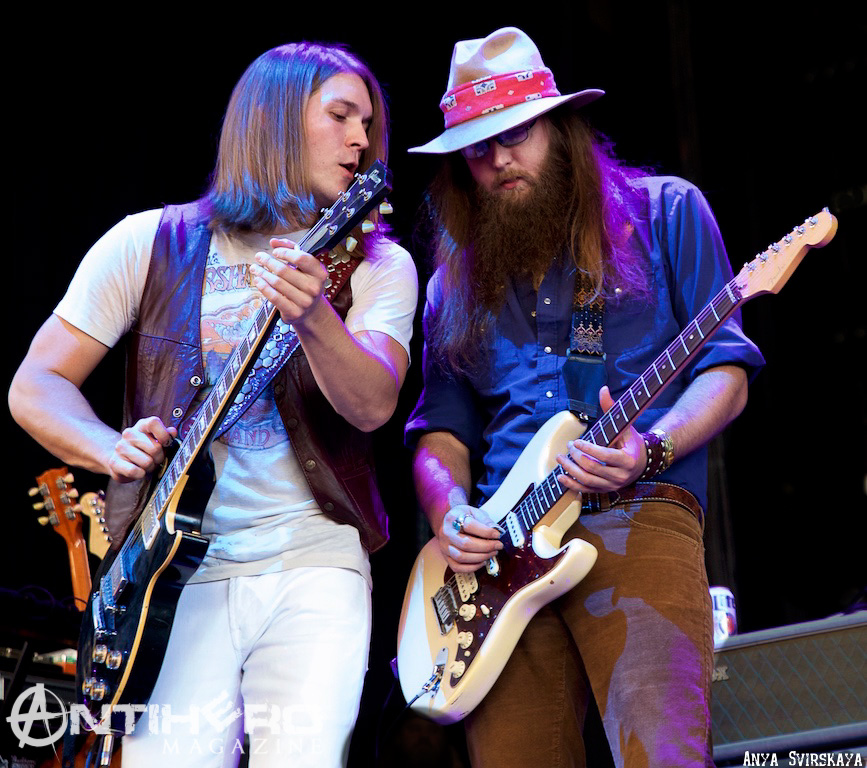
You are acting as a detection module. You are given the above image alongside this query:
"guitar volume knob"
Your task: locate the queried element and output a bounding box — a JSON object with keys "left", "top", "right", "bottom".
{"left": 458, "top": 603, "right": 477, "bottom": 621}
{"left": 457, "top": 631, "right": 473, "bottom": 649}
{"left": 90, "top": 680, "right": 109, "bottom": 701}
{"left": 92, "top": 644, "right": 108, "bottom": 664}
{"left": 447, "top": 661, "right": 466, "bottom": 679}
{"left": 106, "top": 650, "right": 123, "bottom": 670}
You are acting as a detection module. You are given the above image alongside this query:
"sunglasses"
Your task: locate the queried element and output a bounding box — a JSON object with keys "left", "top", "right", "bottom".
{"left": 460, "top": 119, "right": 538, "bottom": 159}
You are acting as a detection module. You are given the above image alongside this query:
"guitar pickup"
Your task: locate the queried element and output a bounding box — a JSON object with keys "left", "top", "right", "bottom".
{"left": 101, "top": 553, "right": 130, "bottom": 613}
{"left": 454, "top": 572, "right": 479, "bottom": 602}
{"left": 504, "top": 511, "right": 526, "bottom": 548}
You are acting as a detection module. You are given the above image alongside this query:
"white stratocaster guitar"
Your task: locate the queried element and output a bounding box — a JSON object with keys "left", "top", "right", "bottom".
{"left": 397, "top": 210, "right": 838, "bottom": 724}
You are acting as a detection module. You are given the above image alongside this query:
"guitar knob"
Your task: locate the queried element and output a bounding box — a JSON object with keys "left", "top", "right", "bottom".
{"left": 458, "top": 603, "right": 477, "bottom": 621}
{"left": 90, "top": 680, "right": 109, "bottom": 701}
{"left": 92, "top": 644, "right": 108, "bottom": 664}
{"left": 447, "top": 661, "right": 466, "bottom": 679}
{"left": 81, "top": 679, "right": 93, "bottom": 696}
{"left": 106, "top": 651, "right": 123, "bottom": 670}
{"left": 457, "top": 631, "right": 474, "bottom": 649}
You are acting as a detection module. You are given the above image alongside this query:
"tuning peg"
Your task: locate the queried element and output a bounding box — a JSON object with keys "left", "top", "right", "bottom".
{"left": 361, "top": 220, "right": 375, "bottom": 234}
{"left": 61, "top": 472, "right": 74, "bottom": 484}
{"left": 28, "top": 486, "right": 40, "bottom": 497}
{"left": 37, "top": 516, "right": 50, "bottom": 526}
{"left": 33, "top": 501, "right": 46, "bottom": 511}
{"left": 379, "top": 201, "right": 393, "bottom": 215}
{"left": 345, "top": 236, "right": 358, "bottom": 253}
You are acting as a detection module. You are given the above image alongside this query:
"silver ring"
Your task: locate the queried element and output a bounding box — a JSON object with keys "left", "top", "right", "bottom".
{"left": 453, "top": 513, "right": 468, "bottom": 533}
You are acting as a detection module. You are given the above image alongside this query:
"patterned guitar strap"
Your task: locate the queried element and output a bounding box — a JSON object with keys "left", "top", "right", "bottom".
{"left": 213, "top": 248, "right": 362, "bottom": 439}
{"left": 562, "top": 273, "right": 607, "bottom": 425}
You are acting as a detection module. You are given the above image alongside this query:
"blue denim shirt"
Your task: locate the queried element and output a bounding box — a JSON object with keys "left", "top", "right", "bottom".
{"left": 406, "top": 176, "right": 765, "bottom": 511}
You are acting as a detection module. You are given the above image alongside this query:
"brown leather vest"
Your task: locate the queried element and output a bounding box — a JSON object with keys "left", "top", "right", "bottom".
{"left": 103, "top": 202, "right": 388, "bottom": 552}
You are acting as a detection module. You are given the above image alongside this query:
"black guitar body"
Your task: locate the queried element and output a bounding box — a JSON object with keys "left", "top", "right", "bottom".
{"left": 76, "top": 451, "right": 213, "bottom": 732}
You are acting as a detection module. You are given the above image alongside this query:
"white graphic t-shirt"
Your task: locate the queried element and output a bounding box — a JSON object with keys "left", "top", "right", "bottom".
{"left": 55, "top": 209, "right": 417, "bottom": 586}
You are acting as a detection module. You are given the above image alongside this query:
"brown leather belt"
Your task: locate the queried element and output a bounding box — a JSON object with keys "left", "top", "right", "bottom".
{"left": 581, "top": 481, "right": 704, "bottom": 525}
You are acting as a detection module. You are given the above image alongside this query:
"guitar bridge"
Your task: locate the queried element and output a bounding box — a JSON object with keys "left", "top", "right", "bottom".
{"left": 432, "top": 585, "right": 458, "bottom": 635}
{"left": 432, "top": 572, "right": 480, "bottom": 636}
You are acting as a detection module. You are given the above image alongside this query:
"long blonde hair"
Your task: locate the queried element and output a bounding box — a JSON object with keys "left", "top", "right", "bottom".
{"left": 206, "top": 42, "right": 389, "bottom": 252}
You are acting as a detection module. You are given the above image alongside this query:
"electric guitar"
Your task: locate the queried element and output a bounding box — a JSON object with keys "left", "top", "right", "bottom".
{"left": 30, "top": 467, "right": 91, "bottom": 610}
{"left": 397, "top": 210, "right": 838, "bottom": 724}
{"left": 77, "top": 161, "right": 392, "bottom": 731}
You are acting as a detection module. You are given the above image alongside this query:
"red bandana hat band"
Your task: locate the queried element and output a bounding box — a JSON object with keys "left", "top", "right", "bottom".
{"left": 440, "top": 68, "right": 560, "bottom": 129}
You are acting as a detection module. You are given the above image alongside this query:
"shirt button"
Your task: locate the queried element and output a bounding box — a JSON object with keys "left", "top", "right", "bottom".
{"left": 530, "top": 310, "right": 537, "bottom": 318}
{"left": 546, "top": 391, "right": 553, "bottom": 398}
{"left": 543, "top": 297, "right": 552, "bottom": 305}
{"left": 190, "top": 375, "right": 203, "bottom": 387}
{"left": 172, "top": 407, "right": 184, "bottom": 418}
{"left": 305, "top": 459, "right": 317, "bottom": 471}
{"left": 544, "top": 346, "right": 552, "bottom": 353}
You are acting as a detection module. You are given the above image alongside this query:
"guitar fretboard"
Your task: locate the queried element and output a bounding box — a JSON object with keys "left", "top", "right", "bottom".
{"left": 508, "top": 277, "right": 743, "bottom": 534}
{"left": 109, "top": 162, "right": 389, "bottom": 568}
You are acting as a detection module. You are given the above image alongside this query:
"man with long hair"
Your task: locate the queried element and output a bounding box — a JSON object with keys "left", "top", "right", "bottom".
{"left": 405, "top": 28, "right": 763, "bottom": 766}
{"left": 9, "top": 42, "right": 417, "bottom": 766}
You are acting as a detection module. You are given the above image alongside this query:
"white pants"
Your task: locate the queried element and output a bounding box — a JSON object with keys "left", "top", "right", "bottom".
{"left": 121, "top": 567, "right": 372, "bottom": 768}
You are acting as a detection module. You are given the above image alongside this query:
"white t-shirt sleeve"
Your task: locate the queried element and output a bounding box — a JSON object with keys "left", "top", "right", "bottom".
{"left": 344, "top": 239, "right": 418, "bottom": 359}
{"left": 54, "top": 209, "right": 162, "bottom": 347}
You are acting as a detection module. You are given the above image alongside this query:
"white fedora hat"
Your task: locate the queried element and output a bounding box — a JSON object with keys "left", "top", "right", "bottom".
{"left": 409, "top": 27, "right": 604, "bottom": 155}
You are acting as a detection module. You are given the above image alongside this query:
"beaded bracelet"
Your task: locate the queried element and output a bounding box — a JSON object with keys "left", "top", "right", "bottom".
{"left": 639, "top": 428, "right": 675, "bottom": 480}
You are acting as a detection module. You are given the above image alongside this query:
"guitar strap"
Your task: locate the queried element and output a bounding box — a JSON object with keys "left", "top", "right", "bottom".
{"left": 214, "top": 248, "right": 362, "bottom": 438}
{"left": 563, "top": 273, "right": 607, "bottom": 424}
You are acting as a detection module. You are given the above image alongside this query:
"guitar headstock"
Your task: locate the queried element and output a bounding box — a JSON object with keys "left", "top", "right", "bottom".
{"left": 736, "top": 209, "right": 838, "bottom": 299}
{"left": 76, "top": 490, "right": 111, "bottom": 559}
{"left": 303, "top": 159, "right": 392, "bottom": 255}
{"left": 30, "top": 467, "right": 83, "bottom": 549}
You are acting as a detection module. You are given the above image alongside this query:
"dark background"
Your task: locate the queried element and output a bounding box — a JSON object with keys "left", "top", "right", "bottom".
{"left": 4, "top": 3, "right": 865, "bottom": 765}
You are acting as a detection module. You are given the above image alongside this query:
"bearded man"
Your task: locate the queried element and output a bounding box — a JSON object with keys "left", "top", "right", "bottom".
{"left": 404, "top": 27, "right": 764, "bottom": 767}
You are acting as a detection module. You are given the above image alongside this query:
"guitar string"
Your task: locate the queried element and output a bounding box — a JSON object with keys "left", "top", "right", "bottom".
{"left": 104, "top": 171, "right": 385, "bottom": 595}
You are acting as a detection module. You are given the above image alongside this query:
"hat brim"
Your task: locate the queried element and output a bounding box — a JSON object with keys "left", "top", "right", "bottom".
{"left": 408, "top": 88, "right": 604, "bottom": 155}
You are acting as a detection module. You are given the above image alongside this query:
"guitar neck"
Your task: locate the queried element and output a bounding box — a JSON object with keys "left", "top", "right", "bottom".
{"left": 513, "top": 278, "right": 743, "bottom": 532}
{"left": 31, "top": 468, "right": 92, "bottom": 610}
{"left": 515, "top": 209, "right": 838, "bottom": 532}
{"left": 67, "top": 534, "right": 92, "bottom": 609}
{"left": 585, "top": 280, "right": 742, "bottom": 450}
{"left": 128, "top": 161, "right": 391, "bottom": 549}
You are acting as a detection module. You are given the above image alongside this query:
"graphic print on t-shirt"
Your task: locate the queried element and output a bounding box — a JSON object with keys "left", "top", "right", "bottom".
{"left": 187, "top": 247, "right": 288, "bottom": 451}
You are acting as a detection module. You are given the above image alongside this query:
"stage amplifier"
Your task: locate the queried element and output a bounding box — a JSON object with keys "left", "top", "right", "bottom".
{"left": 712, "top": 611, "right": 867, "bottom": 764}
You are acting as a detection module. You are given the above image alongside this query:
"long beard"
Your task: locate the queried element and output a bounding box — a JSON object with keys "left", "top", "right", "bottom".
{"left": 468, "top": 152, "right": 573, "bottom": 312}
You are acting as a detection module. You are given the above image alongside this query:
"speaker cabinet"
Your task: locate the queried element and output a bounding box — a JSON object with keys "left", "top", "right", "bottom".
{"left": 712, "top": 612, "right": 867, "bottom": 764}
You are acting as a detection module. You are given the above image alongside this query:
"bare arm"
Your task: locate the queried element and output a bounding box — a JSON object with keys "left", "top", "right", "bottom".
{"left": 8, "top": 314, "right": 175, "bottom": 482}
{"left": 557, "top": 364, "right": 749, "bottom": 492}
{"left": 252, "top": 238, "right": 409, "bottom": 432}
{"left": 412, "top": 431, "right": 503, "bottom": 573}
